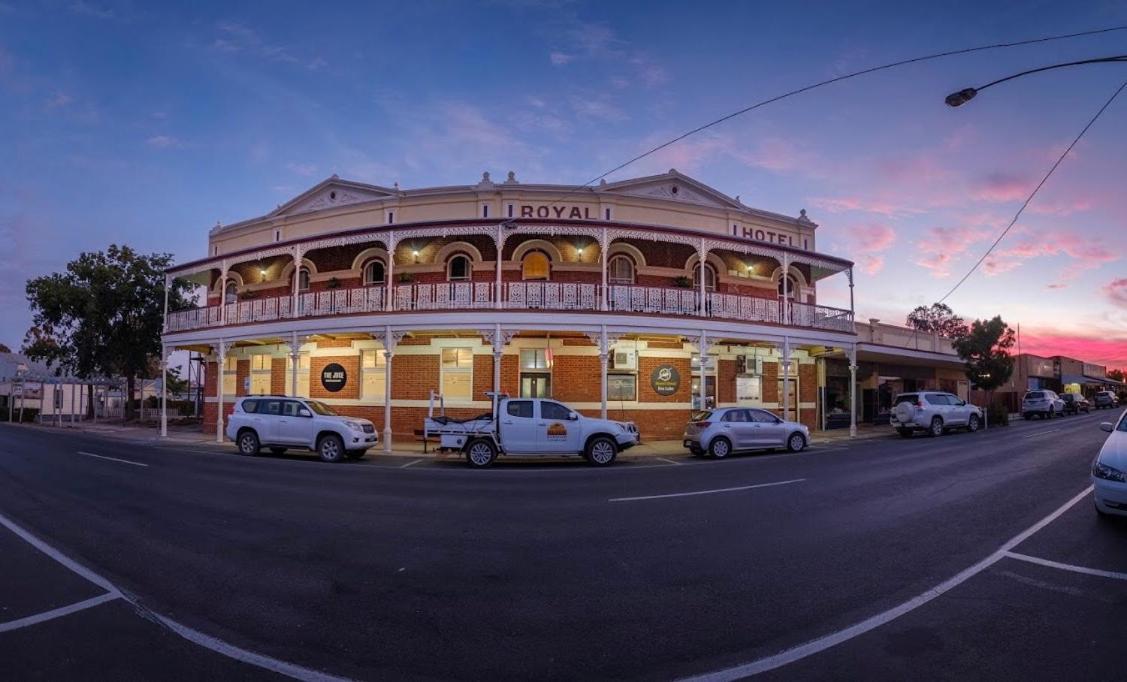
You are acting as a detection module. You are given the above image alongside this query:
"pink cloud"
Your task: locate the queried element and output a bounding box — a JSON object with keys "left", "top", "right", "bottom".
{"left": 809, "top": 195, "right": 920, "bottom": 218}
{"left": 1106, "top": 278, "right": 1127, "bottom": 308}
{"left": 1018, "top": 328, "right": 1127, "bottom": 367}
{"left": 1028, "top": 197, "right": 1092, "bottom": 216}
{"left": 972, "top": 173, "right": 1031, "bottom": 203}
{"left": 983, "top": 236, "right": 1119, "bottom": 278}
{"left": 845, "top": 223, "right": 896, "bottom": 275}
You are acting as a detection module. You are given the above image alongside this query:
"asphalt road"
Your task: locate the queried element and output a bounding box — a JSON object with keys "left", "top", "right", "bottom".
{"left": 1, "top": 410, "right": 1124, "bottom": 680}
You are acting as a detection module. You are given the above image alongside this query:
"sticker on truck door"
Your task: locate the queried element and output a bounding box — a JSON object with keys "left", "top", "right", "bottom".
{"left": 546, "top": 422, "right": 568, "bottom": 440}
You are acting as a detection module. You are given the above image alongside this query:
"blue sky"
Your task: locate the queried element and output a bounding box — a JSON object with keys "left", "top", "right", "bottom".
{"left": 1, "top": 0, "right": 1125, "bottom": 367}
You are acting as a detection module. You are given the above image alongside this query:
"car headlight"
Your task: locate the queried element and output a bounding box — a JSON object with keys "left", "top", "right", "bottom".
{"left": 345, "top": 420, "right": 365, "bottom": 431}
{"left": 1092, "top": 460, "right": 1127, "bottom": 483}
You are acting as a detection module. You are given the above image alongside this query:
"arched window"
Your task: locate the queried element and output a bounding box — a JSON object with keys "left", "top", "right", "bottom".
{"left": 224, "top": 281, "right": 237, "bottom": 304}
{"left": 363, "top": 259, "right": 385, "bottom": 286}
{"left": 447, "top": 254, "right": 471, "bottom": 281}
{"left": 298, "top": 267, "right": 311, "bottom": 292}
{"left": 608, "top": 254, "right": 635, "bottom": 285}
{"left": 778, "top": 273, "right": 798, "bottom": 300}
{"left": 693, "top": 263, "right": 717, "bottom": 292}
{"left": 522, "top": 251, "right": 550, "bottom": 281}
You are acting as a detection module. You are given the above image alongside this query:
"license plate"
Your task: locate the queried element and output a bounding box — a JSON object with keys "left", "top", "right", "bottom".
{"left": 683, "top": 440, "right": 692, "bottom": 448}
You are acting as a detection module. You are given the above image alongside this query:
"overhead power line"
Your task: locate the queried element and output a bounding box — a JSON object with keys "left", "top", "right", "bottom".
{"left": 937, "top": 77, "right": 1127, "bottom": 303}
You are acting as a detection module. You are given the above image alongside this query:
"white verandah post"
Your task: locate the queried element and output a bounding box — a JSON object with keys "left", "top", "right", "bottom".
{"left": 292, "top": 246, "right": 303, "bottom": 317}
{"left": 216, "top": 341, "right": 226, "bottom": 443}
{"left": 382, "top": 325, "right": 396, "bottom": 453}
{"left": 160, "top": 343, "right": 168, "bottom": 438}
{"left": 782, "top": 252, "right": 790, "bottom": 326}
{"left": 781, "top": 338, "right": 792, "bottom": 423}
{"left": 698, "top": 238, "right": 708, "bottom": 317}
{"left": 599, "top": 325, "right": 609, "bottom": 420}
{"left": 495, "top": 224, "right": 504, "bottom": 308}
{"left": 698, "top": 331, "right": 709, "bottom": 410}
{"left": 848, "top": 344, "right": 858, "bottom": 438}
{"left": 600, "top": 227, "right": 609, "bottom": 312}
{"left": 289, "top": 331, "right": 300, "bottom": 397}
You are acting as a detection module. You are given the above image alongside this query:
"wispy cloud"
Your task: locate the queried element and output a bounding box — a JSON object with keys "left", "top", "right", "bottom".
{"left": 70, "top": 1, "right": 114, "bottom": 19}
{"left": 285, "top": 161, "right": 318, "bottom": 177}
{"left": 841, "top": 223, "right": 896, "bottom": 275}
{"left": 912, "top": 225, "right": 991, "bottom": 278}
{"left": 210, "top": 21, "right": 325, "bottom": 70}
{"left": 983, "top": 236, "right": 1119, "bottom": 279}
{"left": 809, "top": 195, "right": 921, "bottom": 218}
{"left": 549, "top": 51, "right": 573, "bottom": 66}
{"left": 45, "top": 91, "right": 72, "bottom": 109}
{"left": 1103, "top": 278, "right": 1127, "bottom": 308}
{"left": 972, "top": 172, "right": 1031, "bottom": 203}
{"left": 146, "top": 135, "right": 182, "bottom": 149}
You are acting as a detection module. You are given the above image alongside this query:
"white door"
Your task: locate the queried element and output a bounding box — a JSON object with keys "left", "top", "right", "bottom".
{"left": 276, "top": 400, "right": 315, "bottom": 446}
{"left": 255, "top": 399, "right": 284, "bottom": 443}
{"left": 538, "top": 401, "right": 583, "bottom": 454}
{"left": 500, "top": 400, "right": 539, "bottom": 453}
{"left": 948, "top": 393, "right": 970, "bottom": 425}
{"left": 719, "top": 409, "right": 751, "bottom": 449}
{"left": 750, "top": 409, "right": 787, "bottom": 446}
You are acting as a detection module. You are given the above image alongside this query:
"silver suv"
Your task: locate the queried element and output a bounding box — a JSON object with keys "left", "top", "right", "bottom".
{"left": 682, "top": 407, "right": 809, "bottom": 458}
{"left": 891, "top": 392, "right": 983, "bottom": 437}
{"left": 1094, "top": 391, "right": 1120, "bottom": 409}
{"left": 225, "top": 396, "right": 377, "bottom": 462}
{"left": 1021, "top": 390, "right": 1065, "bottom": 420}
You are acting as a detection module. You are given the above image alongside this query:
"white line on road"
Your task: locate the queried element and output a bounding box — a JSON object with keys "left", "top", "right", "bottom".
{"left": 1004, "top": 551, "right": 1127, "bottom": 581}
{"left": 657, "top": 457, "right": 684, "bottom": 466}
{"left": 77, "top": 451, "right": 148, "bottom": 467}
{"left": 0, "top": 592, "right": 120, "bottom": 633}
{"left": 609, "top": 478, "right": 805, "bottom": 503}
{"left": 681, "top": 484, "right": 1094, "bottom": 680}
{"left": 399, "top": 459, "right": 423, "bottom": 469}
{"left": 0, "top": 510, "right": 351, "bottom": 682}
{"left": 1023, "top": 428, "right": 1062, "bottom": 439}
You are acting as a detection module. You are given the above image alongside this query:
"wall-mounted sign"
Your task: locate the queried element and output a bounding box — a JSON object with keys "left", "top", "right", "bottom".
{"left": 731, "top": 224, "right": 806, "bottom": 250}
{"left": 650, "top": 364, "right": 681, "bottom": 396}
{"left": 519, "top": 204, "right": 598, "bottom": 220}
{"left": 321, "top": 363, "right": 347, "bottom": 393}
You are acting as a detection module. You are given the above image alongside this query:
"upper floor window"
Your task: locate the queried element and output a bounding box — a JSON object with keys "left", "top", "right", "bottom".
{"left": 298, "top": 267, "right": 311, "bottom": 292}
{"left": 778, "top": 274, "right": 798, "bottom": 299}
{"left": 608, "top": 255, "right": 635, "bottom": 285}
{"left": 693, "top": 263, "right": 717, "bottom": 292}
{"left": 224, "top": 281, "right": 238, "bottom": 304}
{"left": 522, "top": 251, "right": 550, "bottom": 281}
{"left": 448, "top": 254, "right": 471, "bottom": 282}
{"left": 363, "top": 259, "right": 386, "bottom": 286}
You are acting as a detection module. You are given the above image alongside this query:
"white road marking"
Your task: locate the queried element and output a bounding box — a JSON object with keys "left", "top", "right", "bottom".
{"left": 657, "top": 457, "right": 684, "bottom": 466}
{"left": 399, "top": 459, "right": 423, "bottom": 469}
{"left": 77, "top": 451, "right": 148, "bottom": 467}
{"left": 1023, "top": 428, "right": 1062, "bottom": 439}
{"left": 681, "top": 485, "right": 1094, "bottom": 681}
{"left": 1004, "top": 551, "right": 1127, "bottom": 581}
{"left": 0, "top": 592, "right": 120, "bottom": 633}
{"left": 0, "top": 510, "right": 351, "bottom": 682}
{"left": 609, "top": 478, "right": 805, "bottom": 503}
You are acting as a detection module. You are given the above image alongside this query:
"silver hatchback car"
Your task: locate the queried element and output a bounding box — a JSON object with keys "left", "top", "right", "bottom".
{"left": 683, "top": 407, "right": 809, "bottom": 458}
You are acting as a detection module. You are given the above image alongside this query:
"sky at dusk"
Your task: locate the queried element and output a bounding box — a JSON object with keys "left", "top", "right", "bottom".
{"left": 1, "top": 1, "right": 1125, "bottom": 369}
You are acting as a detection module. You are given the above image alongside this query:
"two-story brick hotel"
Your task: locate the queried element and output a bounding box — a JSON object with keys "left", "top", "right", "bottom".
{"left": 161, "top": 169, "right": 864, "bottom": 449}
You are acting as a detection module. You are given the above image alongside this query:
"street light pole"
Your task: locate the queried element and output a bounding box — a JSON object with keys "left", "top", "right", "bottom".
{"left": 946, "top": 55, "right": 1127, "bottom": 106}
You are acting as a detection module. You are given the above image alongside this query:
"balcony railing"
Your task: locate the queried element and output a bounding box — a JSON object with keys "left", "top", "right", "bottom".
{"left": 165, "top": 282, "right": 854, "bottom": 334}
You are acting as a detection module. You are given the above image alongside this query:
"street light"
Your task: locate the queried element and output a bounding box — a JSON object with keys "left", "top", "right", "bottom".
{"left": 946, "top": 55, "right": 1127, "bottom": 106}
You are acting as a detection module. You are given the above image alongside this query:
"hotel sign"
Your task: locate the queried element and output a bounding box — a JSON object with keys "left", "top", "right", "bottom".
{"left": 519, "top": 205, "right": 598, "bottom": 220}
{"left": 731, "top": 224, "right": 807, "bottom": 250}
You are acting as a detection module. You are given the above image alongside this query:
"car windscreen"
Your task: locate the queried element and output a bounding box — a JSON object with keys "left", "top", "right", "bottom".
{"left": 1025, "top": 391, "right": 1045, "bottom": 400}
{"left": 893, "top": 394, "right": 918, "bottom": 405}
{"left": 305, "top": 400, "right": 338, "bottom": 416}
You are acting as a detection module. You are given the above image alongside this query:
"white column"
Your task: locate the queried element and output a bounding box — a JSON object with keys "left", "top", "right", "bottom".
{"left": 782, "top": 253, "right": 791, "bottom": 326}
{"left": 848, "top": 344, "right": 858, "bottom": 438}
{"left": 70, "top": 383, "right": 77, "bottom": 424}
{"left": 289, "top": 331, "right": 300, "bottom": 396}
{"left": 160, "top": 343, "right": 168, "bottom": 438}
{"left": 495, "top": 224, "right": 504, "bottom": 308}
{"left": 216, "top": 342, "right": 226, "bottom": 443}
{"left": 600, "top": 227, "right": 608, "bottom": 312}
{"left": 162, "top": 274, "right": 170, "bottom": 332}
{"left": 385, "top": 240, "right": 397, "bottom": 312}
{"left": 698, "top": 331, "right": 709, "bottom": 409}
{"left": 847, "top": 267, "right": 855, "bottom": 321}
{"left": 599, "top": 325, "right": 609, "bottom": 420}
{"left": 781, "top": 339, "right": 792, "bottom": 422}
{"left": 291, "top": 247, "right": 302, "bottom": 317}
{"left": 219, "top": 262, "right": 229, "bottom": 325}
{"left": 698, "top": 239, "right": 708, "bottom": 317}
{"left": 491, "top": 322, "right": 504, "bottom": 419}
{"left": 56, "top": 384, "right": 61, "bottom": 426}
{"left": 382, "top": 325, "right": 396, "bottom": 452}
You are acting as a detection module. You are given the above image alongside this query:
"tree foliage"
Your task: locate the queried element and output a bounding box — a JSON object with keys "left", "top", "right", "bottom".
{"left": 906, "top": 303, "right": 968, "bottom": 339}
{"left": 0, "top": 343, "right": 11, "bottom": 353}
{"left": 953, "top": 316, "right": 1015, "bottom": 391}
{"left": 23, "top": 245, "right": 196, "bottom": 419}
{"left": 1108, "top": 368, "right": 1124, "bottom": 382}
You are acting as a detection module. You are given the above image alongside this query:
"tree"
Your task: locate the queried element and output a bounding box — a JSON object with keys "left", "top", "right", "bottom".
{"left": 906, "top": 303, "right": 968, "bottom": 339}
{"left": 953, "top": 316, "right": 1015, "bottom": 391}
{"left": 0, "top": 343, "right": 10, "bottom": 353}
{"left": 1108, "top": 368, "right": 1124, "bottom": 382}
{"left": 24, "top": 245, "right": 196, "bottom": 421}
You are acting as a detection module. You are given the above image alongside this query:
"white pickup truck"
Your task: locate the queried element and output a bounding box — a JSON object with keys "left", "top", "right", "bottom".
{"left": 425, "top": 394, "right": 639, "bottom": 467}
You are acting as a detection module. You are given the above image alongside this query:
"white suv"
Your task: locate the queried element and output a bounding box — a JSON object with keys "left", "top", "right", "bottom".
{"left": 1021, "top": 390, "right": 1065, "bottom": 420}
{"left": 225, "top": 396, "right": 377, "bottom": 462}
{"left": 890, "top": 392, "right": 983, "bottom": 438}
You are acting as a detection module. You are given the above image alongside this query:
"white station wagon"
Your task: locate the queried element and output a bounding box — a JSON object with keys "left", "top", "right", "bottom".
{"left": 226, "top": 396, "right": 377, "bottom": 462}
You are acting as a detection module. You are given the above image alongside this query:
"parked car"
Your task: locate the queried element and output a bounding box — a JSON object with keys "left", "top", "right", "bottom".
{"left": 890, "top": 392, "right": 983, "bottom": 437}
{"left": 1092, "top": 410, "right": 1127, "bottom": 518}
{"left": 682, "top": 407, "right": 809, "bottom": 458}
{"left": 226, "top": 396, "right": 377, "bottom": 462}
{"left": 1060, "top": 393, "right": 1090, "bottom": 415}
{"left": 424, "top": 395, "right": 638, "bottom": 467}
{"left": 1021, "top": 390, "right": 1065, "bottom": 420}
{"left": 1094, "top": 391, "right": 1120, "bottom": 409}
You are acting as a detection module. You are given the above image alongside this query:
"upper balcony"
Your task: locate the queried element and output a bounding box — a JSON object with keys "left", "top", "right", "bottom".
{"left": 163, "top": 218, "right": 856, "bottom": 339}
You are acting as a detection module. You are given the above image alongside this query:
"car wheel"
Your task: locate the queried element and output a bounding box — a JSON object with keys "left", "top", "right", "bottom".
{"left": 967, "top": 415, "right": 980, "bottom": 433}
{"left": 269, "top": 447, "right": 287, "bottom": 455}
{"left": 236, "top": 429, "right": 259, "bottom": 456}
{"left": 786, "top": 432, "right": 806, "bottom": 453}
{"left": 465, "top": 439, "right": 497, "bottom": 468}
{"left": 1048, "top": 408, "right": 1055, "bottom": 419}
{"left": 928, "top": 417, "right": 944, "bottom": 437}
{"left": 586, "top": 436, "right": 618, "bottom": 466}
{"left": 709, "top": 436, "right": 732, "bottom": 459}
{"left": 897, "top": 428, "right": 913, "bottom": 438}
{"left": 317, "top": 434, "right": 345, "bottom": 463}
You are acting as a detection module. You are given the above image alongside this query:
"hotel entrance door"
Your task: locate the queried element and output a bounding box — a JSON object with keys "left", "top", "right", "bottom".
{"left": 778, "top": 376, "right": 798, "bottom": 421}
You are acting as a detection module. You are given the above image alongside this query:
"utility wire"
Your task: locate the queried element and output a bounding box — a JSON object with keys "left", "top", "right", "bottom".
{"left": 505, "top": 24, "right": 1127, "bottom": 222}
{"left": 937, "top": 77, "right": 1127, "bottom": 303}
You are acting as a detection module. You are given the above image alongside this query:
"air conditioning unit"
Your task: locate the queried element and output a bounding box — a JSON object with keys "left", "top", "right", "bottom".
{"left": 736, "top": 354, "right": 763, "bottom": 375}
{"left": 611, "top": 350, "right": 638, "bottom": 371}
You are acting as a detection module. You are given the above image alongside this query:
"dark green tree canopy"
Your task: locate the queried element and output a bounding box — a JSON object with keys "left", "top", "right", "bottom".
{"left": 953, "top": 316, "right": 1015, "bottom": 391}
{"left": 906, "top": 303, "right": 968, "bottom": 339}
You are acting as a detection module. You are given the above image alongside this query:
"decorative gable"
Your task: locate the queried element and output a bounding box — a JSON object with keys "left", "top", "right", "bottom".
{"left": 597, "top": 170, "right": 745, "bottom": 211}
{"left": 273, "top": 176, "right": 397, "bottom": 217}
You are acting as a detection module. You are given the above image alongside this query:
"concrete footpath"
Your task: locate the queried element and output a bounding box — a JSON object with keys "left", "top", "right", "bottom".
{"left": 8, "top": 420, "right": 893, "bottom": 458}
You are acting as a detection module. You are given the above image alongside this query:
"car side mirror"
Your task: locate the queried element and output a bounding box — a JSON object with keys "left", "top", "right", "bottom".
{"left": 568, "top": 411, "right": 579, "bottom": 420}
{"left": 299, "top": 409, "right": 312, "bottom": 418}
{"left": 1100, "top": 422, "right": 1114, "bottom": 433}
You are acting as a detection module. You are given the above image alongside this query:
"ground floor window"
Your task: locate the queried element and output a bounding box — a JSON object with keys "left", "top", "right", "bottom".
{"left": 608, "top": 373, "right": 636, "bottom": 402}
{"left": 691, "top": 375, "right": 716, "bottom": 411}
{"left": 736, "top": 375, "right": 762, "bottom": 405}
{"left": 249, "top": 354, "right": 271, "bottom": 395}
{"left": 222, "top": 356, "right": 237, "bottom": 395}
{"left": 519, "top": 348, "right": 551, "bottom": 398}
{"left": 441, "top": 347, "right": 473, "bottom": 400}
{"left": 361, "top": 349, "right": 386, "bottom": 401}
